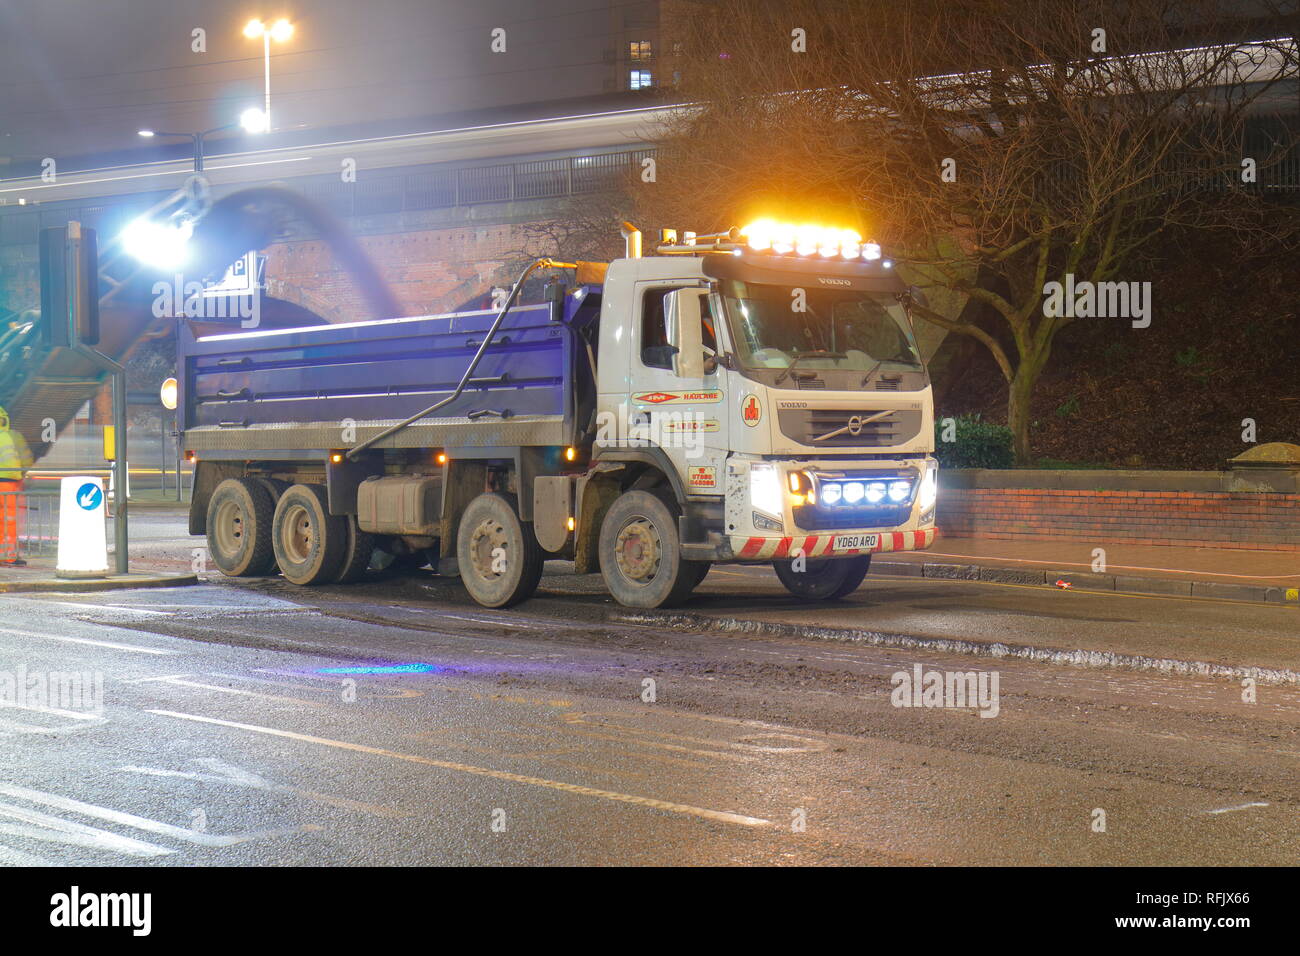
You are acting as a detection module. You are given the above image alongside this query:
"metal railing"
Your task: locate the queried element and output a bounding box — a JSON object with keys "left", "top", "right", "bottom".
{"left": 0, "top": 148, "right": 658, "bottom": 247}
{"left": 0, "top": 484, "right": 63, "bottom": 561}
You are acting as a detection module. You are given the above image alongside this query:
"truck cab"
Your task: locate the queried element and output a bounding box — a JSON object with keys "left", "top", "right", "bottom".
{"left": 571, "top": 226, "right": 936, "bottom": 606}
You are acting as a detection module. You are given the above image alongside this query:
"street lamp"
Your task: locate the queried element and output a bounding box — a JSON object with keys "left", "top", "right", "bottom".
{"left": 136, "top": 108, "right": 268, "bottom": 171}
{"left": 126, "top": 110, "right": 266, "bottom": 269}
{"left": 243, "top": 18, "right": 294, "bottom": 131}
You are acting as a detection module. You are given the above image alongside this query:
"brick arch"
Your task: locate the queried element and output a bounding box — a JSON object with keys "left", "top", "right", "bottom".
{"left": 260, "top": 278, "right": 346, "bottom": 324}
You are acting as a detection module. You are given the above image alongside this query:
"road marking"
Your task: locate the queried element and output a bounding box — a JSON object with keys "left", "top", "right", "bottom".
{"left": 879, "top": 577, "right": 1298, "bottom": 611}
{"left": 0, "top": 782, "right": 317, "bottom": 847}
{"left": 439, "top": 612, "right": 541, "bottom": 629}
{"left": 1207, "top": 802, "right": 1270, "bottom": 814}
{"left": 0, "top": 801, "right": 174, "bottom": 857}
{"left": 148, "top": 709, "right": 772, "bottom": 829}
{"left": 147, "top": 677, "right": 328, "bottom": 708}
{"left": 0, "top": 627, "right": 179, "bottom": 655}
{"left": 39, "top": 601, "right": 173, "bottom": 616}
{"left": 0, "top": 842, "right": 52, "bottom": 865}
{"left": 120, "top": 760, "right": 412, "bottom": 820}
{"left": 0, "top": 699, "right": 103, "bottom": 721}
{"left": 913, "top": 550, "right": 1300, "bottom": 583}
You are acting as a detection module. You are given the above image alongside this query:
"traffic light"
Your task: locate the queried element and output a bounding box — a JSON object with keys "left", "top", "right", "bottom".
{"left": 38, "top": 222, "right": 100, "bottom": 348}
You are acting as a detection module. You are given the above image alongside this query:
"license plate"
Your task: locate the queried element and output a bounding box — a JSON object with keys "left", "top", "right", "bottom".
{"left": 832, "top": 533, "right": 878, "bottom": 551}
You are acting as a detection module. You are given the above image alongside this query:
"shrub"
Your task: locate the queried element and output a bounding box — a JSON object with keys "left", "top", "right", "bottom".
{"left": 933, "top": 414, "right": 1015, "bottom": 469}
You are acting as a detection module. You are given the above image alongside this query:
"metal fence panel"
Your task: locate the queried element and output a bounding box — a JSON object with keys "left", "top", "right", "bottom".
{"left": 1, "top": 485, "right": 64, "bottom": 560}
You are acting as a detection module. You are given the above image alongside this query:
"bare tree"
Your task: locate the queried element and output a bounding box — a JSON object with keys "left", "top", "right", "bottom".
{"left": 642, "top": 0, "right": 1299, "bottom": 462}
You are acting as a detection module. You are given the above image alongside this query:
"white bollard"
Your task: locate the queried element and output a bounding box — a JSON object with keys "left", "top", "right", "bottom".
{"left": 56, "top": 476, "right": 108, "bottom": 579}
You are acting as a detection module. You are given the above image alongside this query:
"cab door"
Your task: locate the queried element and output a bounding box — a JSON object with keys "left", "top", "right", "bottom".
{"left": 628, "top": 283, "right": 729, "bottom": 498}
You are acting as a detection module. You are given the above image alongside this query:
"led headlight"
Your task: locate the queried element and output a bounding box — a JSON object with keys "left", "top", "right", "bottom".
{"left": 888, "top": 480, "right": 911, "bottom": 502}
{"left": 749, "top": 462, "right": 783, "bottom": 517}
{"left": 919, "top": 460, "right": 939, "bottom": 511}
{"left": 865, "top": 482, "right": 887, "bottom": 503}
{"left": 821, "top": 482, "right": 843, "bottom": 505}
{"left": 843, "top": 481, "right": 865, "bottom": 504}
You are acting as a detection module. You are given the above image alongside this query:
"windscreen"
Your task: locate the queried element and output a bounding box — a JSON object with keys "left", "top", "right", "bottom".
{"left": 719, "top": 280, "right": 922, "bottom": 374}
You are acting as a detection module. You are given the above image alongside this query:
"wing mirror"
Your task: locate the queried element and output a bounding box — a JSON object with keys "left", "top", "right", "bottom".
{"left": 665, "top": 288, "right": 705, "bottom": 379}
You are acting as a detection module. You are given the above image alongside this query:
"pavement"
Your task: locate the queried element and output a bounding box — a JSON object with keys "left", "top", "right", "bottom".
{"left": 0, "top": 566, "right": 197, "bottom": 593}
{"left": 873, "top": 537, "right": 1300, "bottom": 605}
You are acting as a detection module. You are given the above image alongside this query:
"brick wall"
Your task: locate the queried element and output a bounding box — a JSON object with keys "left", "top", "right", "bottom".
{"left": 938, "top": 488, "right": 1300, "bottom": 551}
{"left": 264, "top": 221, "right": 546, "bottom": 321}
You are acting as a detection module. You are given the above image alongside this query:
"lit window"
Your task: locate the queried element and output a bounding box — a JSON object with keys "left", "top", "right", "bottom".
{"left": 629, "top": 40, "right": 652, "bottom": 61}
{"left": 629, "top": 70, "right": 653, "bottom": 90}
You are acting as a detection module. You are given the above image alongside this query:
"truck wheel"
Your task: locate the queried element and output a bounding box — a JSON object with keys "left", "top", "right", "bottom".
{"left": 272, "top": 484, "right": 347, "bottom": 585}
{"left": 206, "top": 478, "right": 277, "bottom": 577}
{"left": 773, "top": 555, "right": 872, "bottom": 601}
{"left": 333, "top": 517, "right": 375, "bottom": 584}
{"left": 456, "top": 492, "right": 544, "bottom": 608}
{"left": 252, "top": 476, "right": 290, "bottom": 505}
{"left": 684, "top": 561, "right": 712, "bottom": 589}
{"left": 599, "top": 490, "right": 704, "bottom": 608}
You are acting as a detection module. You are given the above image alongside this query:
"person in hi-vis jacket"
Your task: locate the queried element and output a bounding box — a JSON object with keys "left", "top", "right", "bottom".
{"left": 0, "top": 406, "right": 33, "bottom": 565}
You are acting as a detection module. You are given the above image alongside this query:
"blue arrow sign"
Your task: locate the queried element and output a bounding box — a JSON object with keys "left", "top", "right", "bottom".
{"left": 75, "top": 482, "right": 103, "bottom": 511}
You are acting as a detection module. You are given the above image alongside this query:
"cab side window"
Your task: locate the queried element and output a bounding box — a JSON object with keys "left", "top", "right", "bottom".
{"left": 640, "top": 288, "right": 717, "bottom": 370}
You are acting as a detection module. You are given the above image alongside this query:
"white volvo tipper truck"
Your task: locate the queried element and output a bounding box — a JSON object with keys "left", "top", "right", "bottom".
{"left": 184, "top": 220, "right": 937, "bottom": 608}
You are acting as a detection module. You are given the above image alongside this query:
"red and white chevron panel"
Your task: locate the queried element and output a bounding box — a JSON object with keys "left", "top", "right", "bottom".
{"left": 734, "top": 527, "right": 937, "bottom": 560}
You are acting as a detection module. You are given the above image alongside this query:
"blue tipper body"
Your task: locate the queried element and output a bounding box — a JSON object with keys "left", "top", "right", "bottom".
{"left": 177, "top": 295, "right": 594, "bottom": 458}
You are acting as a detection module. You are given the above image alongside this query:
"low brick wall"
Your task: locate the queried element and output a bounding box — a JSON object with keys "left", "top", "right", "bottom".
{"left": 938, "top": 472, "right": 1300, "bottom": 551}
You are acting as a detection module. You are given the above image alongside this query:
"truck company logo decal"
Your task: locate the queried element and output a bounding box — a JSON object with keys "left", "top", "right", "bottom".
{"left": 632, "top": 390, "right": 723, "bottom": 405}
{"left": 688, "top": 466, "right": 718, "bottom": 490}
{"left": 816, "top": 277, "right": 852, "bottom": 286}
{"left": 663, "top": 419, "right": 720, "bottom": 432}
{"left": 741, "top": 395, "right": 762, "bottom": 427}
{"left": 737, "top": 528, "right": 936, "bottom": 560}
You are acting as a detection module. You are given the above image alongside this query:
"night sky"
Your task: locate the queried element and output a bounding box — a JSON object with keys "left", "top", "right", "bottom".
{"left": 0, "top": 0, "right": 653, "bottom": 169}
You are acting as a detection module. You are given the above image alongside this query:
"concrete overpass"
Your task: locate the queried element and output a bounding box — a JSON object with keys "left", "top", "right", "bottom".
{"left": 0, "top": 98, "right": 676, "bottom": 322}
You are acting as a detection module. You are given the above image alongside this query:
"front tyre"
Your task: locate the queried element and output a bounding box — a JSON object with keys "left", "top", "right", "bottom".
{"left": 773, "top": 554, "right": 872, "bottom": 601}
{"left": 598, "top": 490, "right": 705, "bottom": 608}
{"left": 456, "top": 492, "right": 544, "bottom": 608}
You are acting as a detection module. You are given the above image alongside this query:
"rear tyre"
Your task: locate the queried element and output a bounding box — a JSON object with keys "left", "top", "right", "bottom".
{"left": 252, "top": 476, "right": 290, "bottom": 505}
{"left": 333, "top": 517, "right": 375, "bottom": 583}
{"left": 598, "top": 490, "right": 705, "bottom": 608}
{"left": 773, "top": 554, "right": 872, "bottom": 601}
{"left": 206, "top": 478, "right": 277, "bottom": 577}
{"left": 456, "top": 492, "right": 544, "bottom": 608}
{"left": 684, "top": 561, "right": 712, "bottom": 589}
{"left": 272, "top": 483, "right": 347, "bottom": 585}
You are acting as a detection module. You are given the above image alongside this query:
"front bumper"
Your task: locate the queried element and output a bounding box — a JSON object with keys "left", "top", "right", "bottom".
{"left": 731, "top": 527, "right": 937, "bottom": 561}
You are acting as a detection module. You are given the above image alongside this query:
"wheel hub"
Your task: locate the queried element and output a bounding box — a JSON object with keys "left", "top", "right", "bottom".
{"left": 469, "top": 519, "right": 508, "bottom": 579}
{"left": 282, "top": 504, "right": 313, "bottom": 564}
{"left": 213, "top": 499, "right": 245, "bottom": 554}
{"left": 615, "top": 517, "right": 661, "bottom": 584}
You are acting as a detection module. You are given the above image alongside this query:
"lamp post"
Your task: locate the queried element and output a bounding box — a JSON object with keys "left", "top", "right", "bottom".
{"left": 137, "top": 109, "right": 268, "bottom": 172}
{"left": 243, "top": 18, "right": 294, "bottom": 132}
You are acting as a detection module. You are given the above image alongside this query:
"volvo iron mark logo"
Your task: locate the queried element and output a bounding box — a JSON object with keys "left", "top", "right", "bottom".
{"left": 813, "top": 409, "right": 892, "bottom": 442}
{"left": 816, "top": 277, "right": 852, "bottom": 286}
